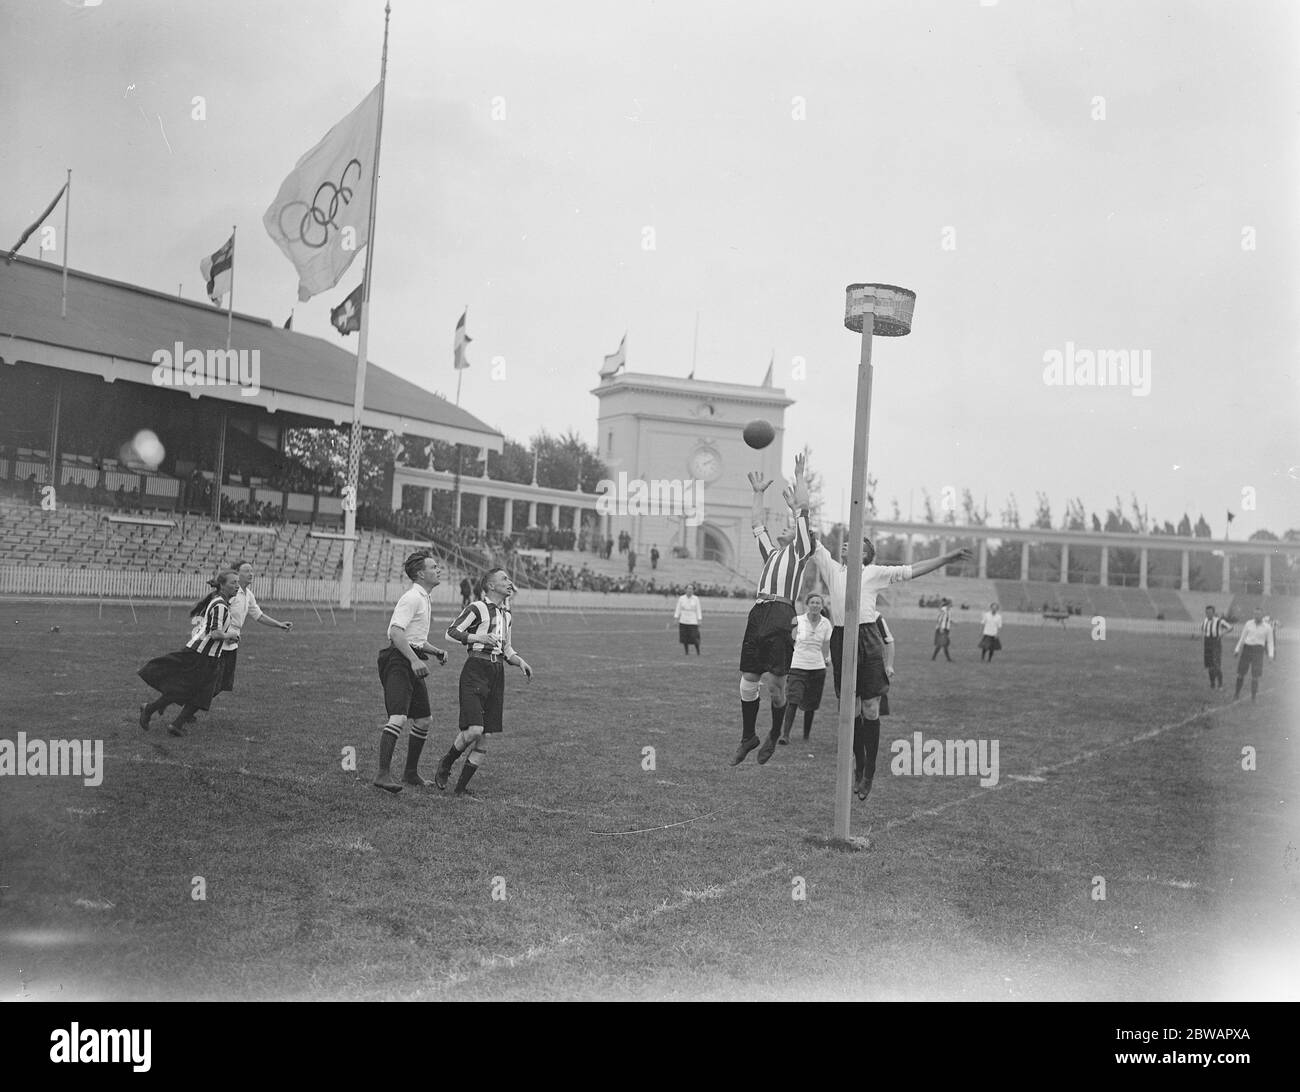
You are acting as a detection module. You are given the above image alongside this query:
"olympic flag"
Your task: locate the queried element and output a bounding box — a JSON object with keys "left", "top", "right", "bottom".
{"left": 263, "top": 83, "right": 382, "bottom": 302}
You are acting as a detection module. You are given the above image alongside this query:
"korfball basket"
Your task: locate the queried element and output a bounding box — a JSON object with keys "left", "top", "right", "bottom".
{"left": 844, "top": 283, "right": 916, "bottom": 336}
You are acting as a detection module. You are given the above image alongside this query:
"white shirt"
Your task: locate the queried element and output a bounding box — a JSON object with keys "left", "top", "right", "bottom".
{"left": 1234, "top": 620, "right": 1274, "bottom": 658}
{"left": 981, "top": 611, "right": 1003, "bottom": 636}
{"left": 225, "top": 586, "right": 264, "bottom": 648}
{"left": 790, "top": 613, "right": 833, "bottom": 670}
{"left": 388, "top": 583, "right": 433, "bottom": 648}
{"left": 674, "top": 595, "right": 703, "bottom": 625}
{"left": 812, "top": 540, "right": 912, "bottom": 626}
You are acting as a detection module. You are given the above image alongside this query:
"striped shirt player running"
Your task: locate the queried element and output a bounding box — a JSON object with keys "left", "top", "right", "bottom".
{"left": 434, "top": 567, "right": 533, "bottom": 797}
{"left": 734, "top": 453, "right": 813, "bottom": 766}
{"left": 1200, "top": 606, "right": 1233, "bottom": 689}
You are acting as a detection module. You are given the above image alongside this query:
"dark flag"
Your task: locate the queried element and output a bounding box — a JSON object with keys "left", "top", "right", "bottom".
{"left": 283, "top": 312, "right": 294, "bottom": 330}
{"left": 1226, "top": 511, "right": 1235, "bottom": 524}
{"left": 6, "top": 181, "right": 68, "bottom": 263}
{"left": 330, "top": 282, "right": 363, "bottom": 335}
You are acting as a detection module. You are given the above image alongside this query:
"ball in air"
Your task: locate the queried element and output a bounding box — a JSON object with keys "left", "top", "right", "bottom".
{"left": 742, "top": 419, "right": 776, "bottom": 450}
{"left": 130, "top": 429, "right": 166, "bottom": 471}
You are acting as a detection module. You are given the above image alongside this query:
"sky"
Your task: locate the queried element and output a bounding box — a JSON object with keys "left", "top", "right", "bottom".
{"left": 3, "top": 0, "right": 1297, "bottom": 536}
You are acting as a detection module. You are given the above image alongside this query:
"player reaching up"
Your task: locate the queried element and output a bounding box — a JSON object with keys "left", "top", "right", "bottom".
{"left": 733, "top": 454, "right": 813, "bottom": 766}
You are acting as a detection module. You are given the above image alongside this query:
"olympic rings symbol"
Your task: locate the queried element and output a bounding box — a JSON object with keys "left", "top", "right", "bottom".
{"left": 278, "top": 158, "right": 363, "bottom": 249}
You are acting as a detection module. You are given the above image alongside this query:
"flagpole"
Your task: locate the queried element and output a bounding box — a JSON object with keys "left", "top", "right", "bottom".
{"left": 690, "top": 310, "right": 699, "bottom": 378}
{"left": 341, "top": 0, "right": 391, "bottom": 609}
{"left": 60, "top": 169, "right": 71, "bottom": 319}
{"left": 225, "top": 225, "right": 236, "bottom": 351}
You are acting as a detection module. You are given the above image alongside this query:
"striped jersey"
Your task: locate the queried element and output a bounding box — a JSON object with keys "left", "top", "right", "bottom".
{"left": 752, "top": 511, "right": 813, "bottom": 600}
{"left": 448, "top": 598, "right": 515, "bottom": 657}
{"left": 936, "top": 605, "right": 952, "bottom": 631}
{"left": 1201, "top": 616, "right": 1231, "bottom": 642}
{"left": 186, "top": 596, "right": 230, "bottom": 657}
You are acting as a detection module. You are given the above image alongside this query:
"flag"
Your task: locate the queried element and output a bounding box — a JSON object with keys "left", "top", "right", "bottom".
{"left": 283, "top": 311, "right": 294, "bottom": 330}
{"left": 199, "top": 233, "right": 234, "bottom": 306}
{"left": 1226, "top": 511, "right": 1235, "bottom": 523}
{"left": 600, "top": 332, "right": 626, "bottom": 377}
{"left": 761, "top": 352, "right": 774, "bottom": 388}
{"left": 330, "top": 282, "right": 363, "bottom": 336}
{"left": 7, "top": 182, "right": 68, "bottom": 263}
{"left": 454, "top": 309, "right": 472, "bottom": 370}
{"left": 263, "top": 84, "right": 382, "bottom": 302}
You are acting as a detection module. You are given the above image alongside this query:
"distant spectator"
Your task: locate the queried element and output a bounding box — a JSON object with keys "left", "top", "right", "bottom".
{"left": 650, "top": 544, "right": 660, "bottom": 570}
{"left": 627, "top": 548, "right": 637, "bottom": 575}
{"left": 460, "top": 577, "right": 472, "bottom": 608}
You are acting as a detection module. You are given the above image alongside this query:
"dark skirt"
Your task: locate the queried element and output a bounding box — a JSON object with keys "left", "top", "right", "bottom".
{"left": 979, "top": 634, "right": 1002, "bottom": 652}
{"left": 934, "top": 629, "right": 950, "bottom": 649}
{"left": 678, "top": 623, "right": 700, "bottom": 646}
{"left": 830, "top": 623, "right": 890, "bottom": 700}
{"left": 214, "top": 648, "right": 238, "bottom": 694}
{"left": 138, "top": 648, "right": 224, "bottom": 711}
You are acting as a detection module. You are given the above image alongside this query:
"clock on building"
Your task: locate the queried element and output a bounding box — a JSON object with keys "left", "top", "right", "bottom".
{"left": 687, "top": 444, "right": 723, "bottom": 483}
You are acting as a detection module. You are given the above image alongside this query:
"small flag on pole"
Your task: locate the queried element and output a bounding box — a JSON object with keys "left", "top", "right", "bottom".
{"left": 600, "top": 332, "right": 626, "bottom": 377}
{"left": 330, "top": 282, "right": 363, "bottom": 335}
{"left": 454, "top": 308, "right": 472, "bottom": 370}
{"left": 1226, "top": 510, "right": 1235, "bottom": 524}
{"left": 283, "top": 311, "right": 294, "bottom": 330}
{"left": 200, "top": 234, "right": 234, "bottom": 306}
{"left": 6, "top": 181, "right": 69, "bottom": 263}
{"left": 761, "top": 352, "right": 774, "bottom": 388}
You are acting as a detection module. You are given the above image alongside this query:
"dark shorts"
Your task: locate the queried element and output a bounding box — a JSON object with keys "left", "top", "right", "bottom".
{"left": 214, "top": 648, "right": 238, "bottom": 694}
{"left": 829, "top": 623, "right": 890, "bottom": 701}
{"left": 740, "top": 600, "right": 796, "bottom": 676}
{"left": 377, "top": 646, "right": 431, "bottom": 720}
{"left": 138, "top": 647, "right": 223, "bottom": 711}
{"left": 678, "top": 623, "right": 700, "bottom": 646}
{"left": 934, "top": 629, "right": 950, "bottom": 649}
{"left": 979, "top": 634, "right": 1003, "bottom": 652}
{"left": 459, "top": 656, "right": 505, "bottom": 733}
{"left": 1237, "top": 645, "right": 1265, "bottom": 678}
{"left": 787, "top": 667, "right": 827, "bottom": 711}
{"left": 1203, "top": 640, "right": 1222, "bottom": 671}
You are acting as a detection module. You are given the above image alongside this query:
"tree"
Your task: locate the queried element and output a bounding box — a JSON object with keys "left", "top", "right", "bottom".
{"left": 1177, "top": 513, "right": 1192, "bottom": 537}
{"left": 284, "top": 426, "right": 400, "bottom": 504}
{"left": 1000, "top": 494, "right": 1020, "bottom": 529}
{"left": 1032, "top": 492, "right": 1053, "bottom": 530}
{"left": 1194, "top": 514, "right": 1212, "bottom": 538}
{"left": 921, "top": 489, "right": 936, "bottom": 524}
{"left": 890, "top": 496, "right": 902, "bottom": 522}
{"left": 1064, "top": 497, "right": 1087, "bottom": 531}
{"left": 1091, "top": 513, "right": 1102, "bottom": 533}
{"left": 800, "top": 445, "right": 827, "bottom": 527}
{"left": 1129, "top": 494, "right": 1149, "bottom": 534}
{"left": 961, "top": 488, "right": 987, "bottom": 527}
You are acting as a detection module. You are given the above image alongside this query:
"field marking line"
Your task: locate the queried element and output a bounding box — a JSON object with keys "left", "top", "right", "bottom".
{"left": 416, "top": 860, "right": 789, "bottom": 997}
{"left": 588, "top": 800, "right": 742, "bottom": 836}
{"left": 875, "top": 698, "right": 1256, "bottom": 836}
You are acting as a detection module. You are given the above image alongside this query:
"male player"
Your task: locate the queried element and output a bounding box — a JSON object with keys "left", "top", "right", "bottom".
{"left": 1233, "top": 607, "right": 1274, "bottom": 702}
{"left": 374, "top": 550, "right": 449, "bottom": 794}
{"left": 814, "top": 533, "right": 971, "bottom": 799}
{"left": 435, "top": 568, "right": 533, "bottom": 796}
{"left": 734, "top": 455, "right": 813, "bottom": 766}
{"left": 1200, "top": 605, "right": 1233, "bottom": 689}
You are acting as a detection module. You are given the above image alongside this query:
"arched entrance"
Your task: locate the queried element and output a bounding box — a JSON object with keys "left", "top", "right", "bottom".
{"left": 698, "top": 522, "right": 734, "bottom": 569}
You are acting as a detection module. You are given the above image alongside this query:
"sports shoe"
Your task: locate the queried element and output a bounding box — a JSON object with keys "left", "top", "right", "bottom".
{"left": 756, "top": 735, "right": 779, "bottom": 765}
{"left": 167, "top": 722, "right": 187, "bottom": 738}
{"left": 433, "top": 765, "right": 452, "bottom": 791}
{"left": 453, "top": 787, "right": 480, "bottom": 799}
{"left": 730, "top": 735, "right": 761, "bottom": 766}
{"left": 778, "top": 736, "right": 788, "bottom": 746}
{"left": 855, "top": 776, "right": 873, "bottom": 802}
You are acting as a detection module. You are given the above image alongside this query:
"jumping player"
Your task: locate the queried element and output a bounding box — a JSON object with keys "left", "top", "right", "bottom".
{"left": 813, "top": 533, "right": 971, "bottom": 798}
{"left": 734, "top": 455, "right": 813, "bottom": 766}
{"left": 373, "top": 550, "right": 449, "bottom": 794}
{"left": 1201, "top": 605, "right": 1232, "bottom": 689}
{"left": 435, "top": 568, "right": 533, "bottom": 796}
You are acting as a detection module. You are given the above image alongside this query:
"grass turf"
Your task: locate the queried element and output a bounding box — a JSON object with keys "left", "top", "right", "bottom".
{"left": 0, "top": 600, "right": 1296, "bottom": 1000}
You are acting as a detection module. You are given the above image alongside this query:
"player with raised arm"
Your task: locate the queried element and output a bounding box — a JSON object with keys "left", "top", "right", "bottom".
{"left": 813, "top": 531, "right": 971, "bottom": 799}
{"left": 734, "top": 454, "right": 813, "bottom": 766}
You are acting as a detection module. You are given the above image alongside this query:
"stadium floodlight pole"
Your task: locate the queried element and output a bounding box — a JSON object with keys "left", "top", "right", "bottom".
{"left": 340, "top": 0, "right": 391, "bottom": 609}
{"left": 834, "top": 283, "right": 916, "bottom": 842}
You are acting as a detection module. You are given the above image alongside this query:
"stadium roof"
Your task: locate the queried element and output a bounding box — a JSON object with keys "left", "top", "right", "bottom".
{"left": 0, "top": 256, "right": 503, "bottom": 450}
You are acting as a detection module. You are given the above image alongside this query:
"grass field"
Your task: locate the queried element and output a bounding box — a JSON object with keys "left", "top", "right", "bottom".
{"left": 1, "top": 598, "right": 1297, "bottom": 1001}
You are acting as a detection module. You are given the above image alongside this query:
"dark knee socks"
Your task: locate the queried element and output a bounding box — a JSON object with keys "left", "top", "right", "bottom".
{"left": 740, "top": 699, "right": 760, "bottom": 740}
